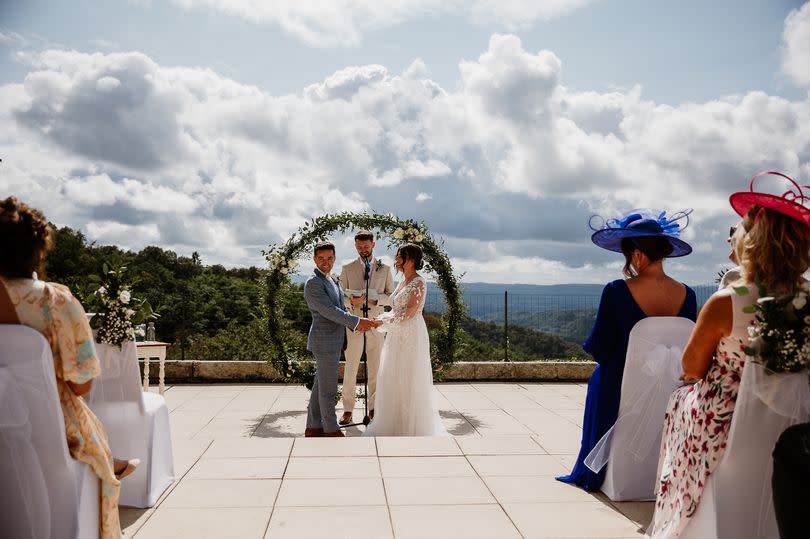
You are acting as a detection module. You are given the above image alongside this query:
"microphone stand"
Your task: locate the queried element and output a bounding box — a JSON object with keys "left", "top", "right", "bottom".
{"left": 341, "top": 256, "right": 372, "bottom": 428}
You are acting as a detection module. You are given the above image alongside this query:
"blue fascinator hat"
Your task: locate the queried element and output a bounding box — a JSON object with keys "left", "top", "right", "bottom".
{"left": 589, "top": 209, "right": 693, "bottom": 257}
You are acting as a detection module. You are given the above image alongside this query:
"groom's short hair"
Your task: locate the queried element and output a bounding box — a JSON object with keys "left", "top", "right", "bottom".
{"left": 313, "top": 241, "right": 335, "bottom": 256}
{"left": 354, "top": 230, "right": 374, "bottom": 241}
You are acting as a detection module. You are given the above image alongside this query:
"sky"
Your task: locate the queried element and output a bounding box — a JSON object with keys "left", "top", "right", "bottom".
{"left": 1, "top": 0, "right": 809, "bottom": 285}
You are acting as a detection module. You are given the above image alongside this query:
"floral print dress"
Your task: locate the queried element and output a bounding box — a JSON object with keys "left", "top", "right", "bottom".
{"left": 1, "top": 276, "right": 122, "bottom": 539}
{"left": 647, "top": 287, "right": 756, "bottom": 538}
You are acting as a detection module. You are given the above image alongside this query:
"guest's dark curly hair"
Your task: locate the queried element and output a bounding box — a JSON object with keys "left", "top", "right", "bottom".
{"left": 396, "top": 243, "right": 424, "bottom": 271}
{"left": 0, "top": 197, "right": 53, "bottom": 279}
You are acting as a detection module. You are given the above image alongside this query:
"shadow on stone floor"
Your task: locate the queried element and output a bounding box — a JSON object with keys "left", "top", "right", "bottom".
{"left": 592, "top": 491, "right": 654, "bottom": 536}
{"left": 440, "top": 410, "right": 483, "bottom": 435}
{"left": 247, "top": 411, "right": 305, "bottom": 438}
{"left": 245, "top": 409, "right": 485, "bottom": 437}
{"left": 119, "top": 507, "right": 149, "bottom": 528}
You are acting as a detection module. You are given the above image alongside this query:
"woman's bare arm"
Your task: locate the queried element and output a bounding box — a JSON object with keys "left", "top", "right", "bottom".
{"left": 680, "top": 292, "right": 733, "bottom": 381}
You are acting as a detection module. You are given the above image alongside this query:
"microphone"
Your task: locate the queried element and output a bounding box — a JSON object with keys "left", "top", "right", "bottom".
{"left": 363, "top": 256, "right": 371, "bottom": 280}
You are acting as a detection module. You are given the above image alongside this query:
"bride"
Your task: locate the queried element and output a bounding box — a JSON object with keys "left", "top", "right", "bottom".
{"left": 363, "top": 243, "right": 448, "bottom": 437}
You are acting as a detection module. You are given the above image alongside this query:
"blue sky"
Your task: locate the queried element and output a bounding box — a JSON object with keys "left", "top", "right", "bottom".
{"left": 1, "top": 0, "right": 809, "bottom": 284}
{"left": 2, "top": 0, "right": 804, "bottom": 102}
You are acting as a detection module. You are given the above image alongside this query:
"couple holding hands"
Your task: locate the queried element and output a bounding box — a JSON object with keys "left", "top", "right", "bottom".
{"left": 303, "top": 231, "right": 446, "bottom": 438}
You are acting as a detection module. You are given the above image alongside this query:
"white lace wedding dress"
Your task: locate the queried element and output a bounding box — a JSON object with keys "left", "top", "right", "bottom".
{"left": 363, "top": 275, "right": 448, "bottom": 437}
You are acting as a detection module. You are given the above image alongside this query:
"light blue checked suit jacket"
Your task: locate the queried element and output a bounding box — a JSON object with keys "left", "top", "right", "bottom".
{"left": 304, "top": 269, "right": 360, "bottom": 356}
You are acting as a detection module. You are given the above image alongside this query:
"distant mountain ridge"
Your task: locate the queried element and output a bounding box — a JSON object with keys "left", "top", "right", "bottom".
{"left": 291, "top": 275, "right": 606, "bottom": 295}
{"left": 451, "top": 282, "right": 604, "bottom": 296}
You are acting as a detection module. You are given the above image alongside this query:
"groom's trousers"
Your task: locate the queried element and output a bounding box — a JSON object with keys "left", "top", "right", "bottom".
{"left": 306, "top": 351, "right": 340, "bottom": 432}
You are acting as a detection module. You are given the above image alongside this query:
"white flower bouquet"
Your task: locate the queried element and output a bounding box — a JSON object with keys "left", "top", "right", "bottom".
{"left": 91, "top": 263, "right": 159, "bottom": 347}
{"left": 739, "top": 283, "right": 810, "bottom": 383}
{"left": 392, "top": 225, "right": 426, "bottom": 244}
{"left": 268, "top": 252, "right": 300, "bottom": 275}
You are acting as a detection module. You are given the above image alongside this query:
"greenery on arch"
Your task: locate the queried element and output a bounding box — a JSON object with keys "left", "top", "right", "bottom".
{"left": 264, "top": 212, "right": 465, "bottom": 388}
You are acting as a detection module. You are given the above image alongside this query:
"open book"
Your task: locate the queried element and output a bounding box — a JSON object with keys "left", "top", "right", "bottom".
{"left": 344, "top": 288, "right": 380, "bottom": 301}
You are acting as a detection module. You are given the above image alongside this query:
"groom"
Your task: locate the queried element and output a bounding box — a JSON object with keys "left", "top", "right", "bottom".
{"left": 304, "top": 241, "right": 379, "bottom": 437}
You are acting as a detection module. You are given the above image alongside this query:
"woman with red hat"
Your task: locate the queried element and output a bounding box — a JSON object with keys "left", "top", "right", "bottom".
{"left": 648, "top": 172, "right": 810, "bottom": 538}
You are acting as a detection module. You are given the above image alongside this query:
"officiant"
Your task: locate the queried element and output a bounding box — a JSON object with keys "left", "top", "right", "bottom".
{"left": 338, "top": 230, "right": 394, "bottom": 425}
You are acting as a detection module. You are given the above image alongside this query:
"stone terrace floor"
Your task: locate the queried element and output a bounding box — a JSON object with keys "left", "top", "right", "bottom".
{"left": 123, "top": 383, "right": 653, "bottom": 539}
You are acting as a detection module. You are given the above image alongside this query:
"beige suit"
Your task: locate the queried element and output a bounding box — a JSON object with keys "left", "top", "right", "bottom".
{"left": 339, "top": 257, "right": 394, "bottom": 412}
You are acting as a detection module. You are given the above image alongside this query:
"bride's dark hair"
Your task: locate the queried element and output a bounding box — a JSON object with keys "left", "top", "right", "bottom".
{"left": 397, "top": 243, "right": 424, "bottom": 270}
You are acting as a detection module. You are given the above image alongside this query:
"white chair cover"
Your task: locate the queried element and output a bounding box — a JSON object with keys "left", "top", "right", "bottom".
{"left": 0, "top": 366, "right": 50, "bottom": 539}
{"left": 682, "top": 361, "right": 810, "bottom": 539}
{"left": 86, "top": 341, "right": 174, "bottom": 508}
{"left": 585, "top": 316, "right": 695, "bottom": 501}
{"left": 0, "top": 324, "right": 99, "bottom": 539}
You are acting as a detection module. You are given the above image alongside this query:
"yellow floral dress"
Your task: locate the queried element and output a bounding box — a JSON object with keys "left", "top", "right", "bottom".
{"left": 1, "top": 276, "right": 122, "bottom": 539}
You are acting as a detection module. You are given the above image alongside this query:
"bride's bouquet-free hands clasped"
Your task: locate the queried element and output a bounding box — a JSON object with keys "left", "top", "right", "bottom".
{"left": 373, "top": 312, "right": 393, "bottom": 333}
{"left": 737, "top": 282, "right": 810, "bottom": 384}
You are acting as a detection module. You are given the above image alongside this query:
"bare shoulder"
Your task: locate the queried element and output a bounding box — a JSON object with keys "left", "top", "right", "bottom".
{"left": 698, "top": 290, "right": 733, "bottom": 329}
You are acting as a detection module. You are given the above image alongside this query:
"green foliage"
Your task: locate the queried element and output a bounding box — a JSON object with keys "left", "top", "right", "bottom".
{"left": 46, "top": 224, "right": 267, "bottom": 359}
{"left": 170, "top": 318, "right": 274, "bottom": 362}
{"left": 458, "top": 316, "right": 589, "bottom": 361}
{"left": 479, "top": 309, "right": 597, "bottom": 345}
{"left": 265, "top": 212, "right": 465, "bottom": 387}
{"left": 716, "top": 267, "right": 731, "bottom": 285}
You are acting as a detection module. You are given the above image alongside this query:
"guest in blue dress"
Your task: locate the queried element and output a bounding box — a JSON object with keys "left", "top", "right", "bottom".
{"left": 556, "top": 210, "right": 698, "bottom": 491}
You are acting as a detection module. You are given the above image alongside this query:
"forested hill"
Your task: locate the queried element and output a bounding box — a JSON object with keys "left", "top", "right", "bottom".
{"left": 45, "top": 225, "right": 267, "bottom": 358}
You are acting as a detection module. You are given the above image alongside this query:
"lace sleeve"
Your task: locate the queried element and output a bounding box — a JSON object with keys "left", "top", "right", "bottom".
{"left": 379, "top": 278, "right": 425, "bottom": 329}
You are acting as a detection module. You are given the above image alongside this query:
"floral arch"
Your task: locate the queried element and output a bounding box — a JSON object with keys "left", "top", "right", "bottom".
{"left": 264, "top": 212, "right": 465, "bottom": 387}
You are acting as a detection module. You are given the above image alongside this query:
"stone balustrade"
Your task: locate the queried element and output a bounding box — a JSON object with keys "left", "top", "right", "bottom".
{"left": 138, "top": 359, "right": 595, "bottom": 383}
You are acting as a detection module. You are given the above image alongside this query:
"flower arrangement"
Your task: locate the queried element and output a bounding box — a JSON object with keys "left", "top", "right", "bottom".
{"left": 268, "top": 252, "right": 299, "bottom": 275}
{"left": 90, "top": 263, "right": 159, "bottom": 347}
{"left": 392, "top": 225, "right": 425, "bottom": 244}
{"left": 739, "top": 283, "right": 810, "bottom": 383}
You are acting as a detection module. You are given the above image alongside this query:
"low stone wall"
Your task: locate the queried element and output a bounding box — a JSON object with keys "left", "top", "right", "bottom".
{"left": 138, "top": 360, "right": 595, "bottom": 383}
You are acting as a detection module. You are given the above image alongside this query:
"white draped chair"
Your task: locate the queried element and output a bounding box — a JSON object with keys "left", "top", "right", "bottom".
{"left": 0, "top": 324, "right": 99, "bottom": 539}
{"left": 585, "top": 316, "right": 695, "bottom": 501}
{"left": 86, "top": 341, "right": 174, "bottom": 508}
{"left": 682, "top": 361, "right": 810, "bottom": 539}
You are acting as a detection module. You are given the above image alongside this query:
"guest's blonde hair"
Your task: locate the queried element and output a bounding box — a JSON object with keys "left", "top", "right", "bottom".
{"left": 739, "top": 205, "right": 810, "bottom": 293}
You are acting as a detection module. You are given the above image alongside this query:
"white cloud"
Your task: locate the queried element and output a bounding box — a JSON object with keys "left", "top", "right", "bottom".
{"left": 369, "top": 159, "right": 451, "bottom": 186}
{"left": 2, "top": 33, "right": 809, "bottom": 284}
{"left": 0, "top": 31, "right": 25, "bottom": 45}
{"left": 168, "top": 0, "right": 595, "bottom": 47}
{"left": 85, "top": 220, "right": 161, "bottom": 244}
{"left": 782, "top": 2, "right": 810, "bottom": 87}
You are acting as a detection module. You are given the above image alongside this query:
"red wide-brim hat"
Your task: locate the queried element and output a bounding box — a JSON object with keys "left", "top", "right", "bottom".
{"left": 729, "top": 171, "right": 810, "bottom": 226}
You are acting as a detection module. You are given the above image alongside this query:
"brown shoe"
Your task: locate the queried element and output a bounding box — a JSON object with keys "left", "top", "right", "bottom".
{"left": 304, "top": 427, "right": 324, "bottom": 437}
{"left": 323, "top": 430, "right": 345, "bottom": 437}
{"left": 114, "top": 458, "right": 140, "bottom": 480}
{"left": 338, "top": 412, "right": 353, "bottom": 425}
{"left": 369, "top": 410, "right": 374, "bottom": 421}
